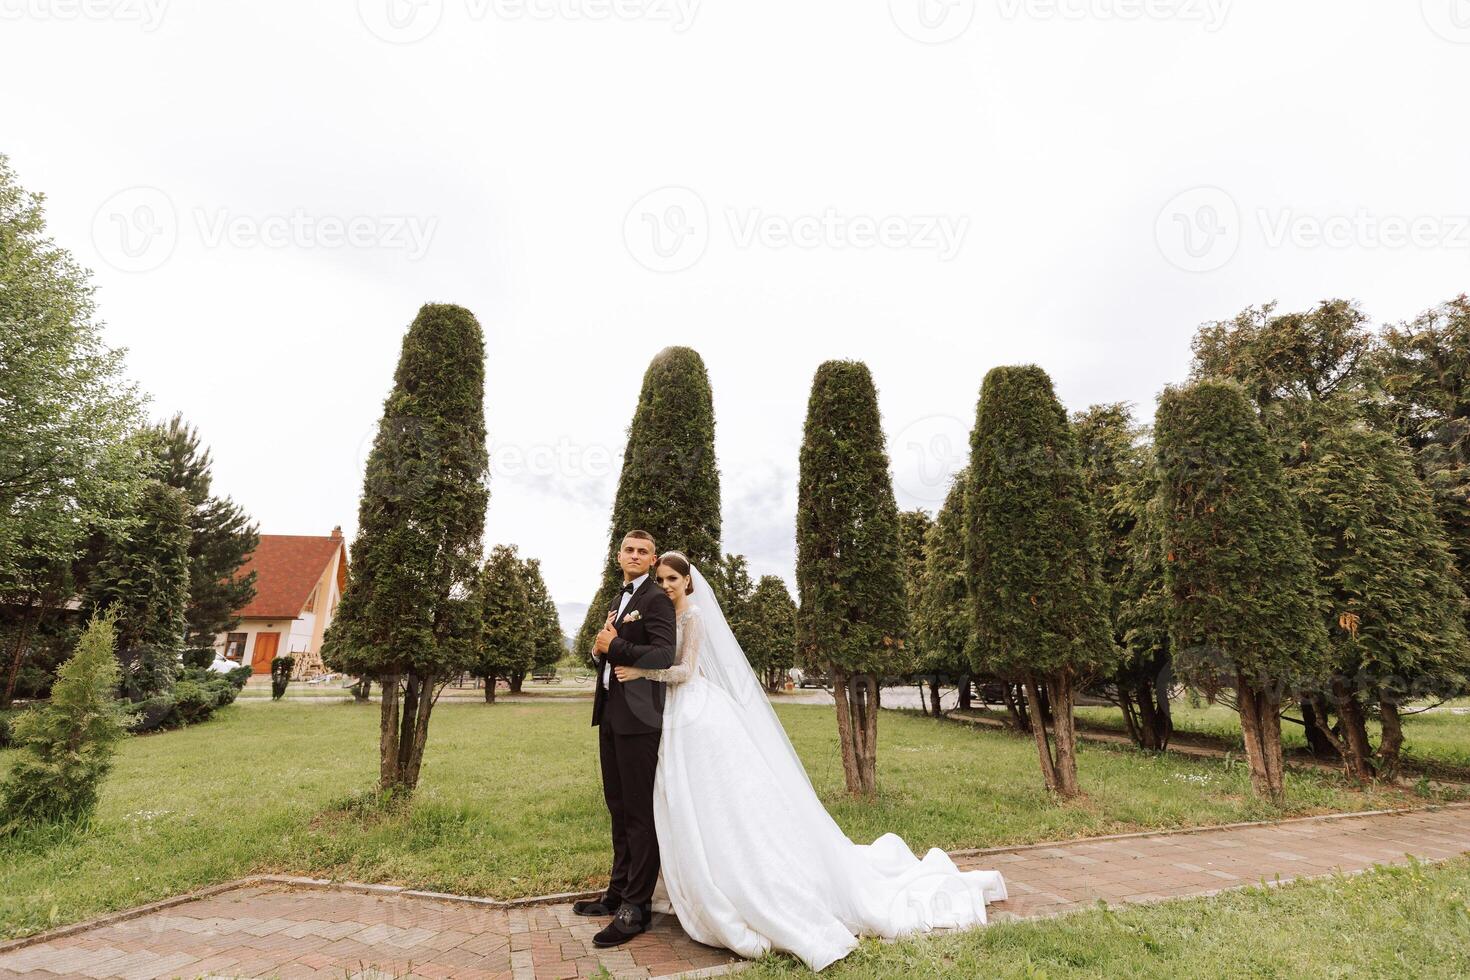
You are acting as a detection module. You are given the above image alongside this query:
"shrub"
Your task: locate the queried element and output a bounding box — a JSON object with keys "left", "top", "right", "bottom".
{"left": 0, "top": 713, "right": 11, "bottom": 750}
{"left": 171, "top": 680, "right": 218, "bottom": 726}
{"left": 271, "top": 656, "right": 295, "bottom": 700}
{"left": 0, "top": 617, "right": 131, "bottom": 832}
{"left": 226, "top": 664, "right": 253, "bottom": 688}
{"left": 181, "top": 648, "right": 215, "bottom": 669}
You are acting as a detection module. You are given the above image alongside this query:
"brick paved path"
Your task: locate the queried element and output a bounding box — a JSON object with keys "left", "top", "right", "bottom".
{"left": 2, "top": 804, "right": 1466, "bottom": 979}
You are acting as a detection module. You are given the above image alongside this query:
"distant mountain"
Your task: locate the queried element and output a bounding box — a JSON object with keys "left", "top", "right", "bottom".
{"left": 556, "top": 601, "right": 589, "bottom": 648}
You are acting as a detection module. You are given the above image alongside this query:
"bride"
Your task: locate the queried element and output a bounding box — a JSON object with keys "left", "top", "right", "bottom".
{"left": 613, "top": 551, "right": 1006, "bottom": 972}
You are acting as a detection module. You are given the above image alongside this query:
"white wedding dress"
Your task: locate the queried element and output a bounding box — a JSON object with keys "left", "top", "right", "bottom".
{"left": 639, "top": 567, "right": 1006, "bottom": 972}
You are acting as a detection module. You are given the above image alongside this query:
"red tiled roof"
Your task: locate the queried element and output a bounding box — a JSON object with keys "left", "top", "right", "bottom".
{"left": 235, "top": 534, "right": 346, "bottom": 620}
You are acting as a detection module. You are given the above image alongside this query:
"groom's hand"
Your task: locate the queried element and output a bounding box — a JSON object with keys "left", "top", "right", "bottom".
{"left": 594, "top": 618, "right": 617, "bottom": 655}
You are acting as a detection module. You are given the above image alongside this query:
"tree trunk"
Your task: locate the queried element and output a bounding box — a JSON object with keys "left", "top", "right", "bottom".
{"left": 832, "top": 668, "right": 878, "bottom": 797}
{"left": 508, "top": 671, "right": 525, "bottom": 694}
{"left": 1022, "top": 675, "right": 1060, "bottom": 794}
{"left": 1334, "top": 681, "right": 1377, "bottom": 783}
{"left": 1118, "top": 683, "right": 1143, "bottom": 748}
{"left": 1002, "top": 683, "right": 1030, "bottom": 733}
{"left": 483, "top": 676, "right": 496, "bottom": 703}
{"left": 1377, "top": 696, "right": 1405, "bottom": 779}
{"left": 1, "top": 593, "right": 39, "bottom": 710}
{"left": 916, "top": 682, "right": 932, "bottom": 716}
{"left": 928, "top": 678, "right": 942, "bottom": 716}
{"left": 399, "top": 672, "right": 436, "bottom": 790}
{"left": 1046, "top": 672, "right": 1080, "bottom": 797}
{"left": 354, "top": 676, "right": 373, "bottom": 702}
{"left": 1299, "top": 695, "right": 1340, "bottom": 759}
{"left": 379, "top": 673, "right": 402, "bottom": 792}
{"left": 1151, "top": 659, "right": 1174, "bottom": 751}
{"left": 957, "top": 675, "right": 972, "bottom": 711}
{"left": 1236, "top": 676, "right": 1285, "bottom": 804}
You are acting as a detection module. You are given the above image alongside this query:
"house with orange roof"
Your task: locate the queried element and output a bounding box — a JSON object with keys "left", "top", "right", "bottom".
{"left": 215, "top": 527, "right": 349, "bottom": 677}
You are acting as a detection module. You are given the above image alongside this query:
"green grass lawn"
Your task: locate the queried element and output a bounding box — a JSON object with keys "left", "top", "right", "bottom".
{"left": 0, "top": 701, "right": 1426, "bottom": 941}
{"left": 744, "top": 857, "right": 1470, "bottom": 978}
{"left": 1072, "top": 698, "right": 1470, "bottom": 775}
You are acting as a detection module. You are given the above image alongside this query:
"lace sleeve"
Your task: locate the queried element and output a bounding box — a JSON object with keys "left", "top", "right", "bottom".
{"left": 641, "top": 610, "right": 701, "bottom": 684}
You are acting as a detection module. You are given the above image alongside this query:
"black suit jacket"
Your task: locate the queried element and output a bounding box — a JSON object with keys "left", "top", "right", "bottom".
{"left": 590, "top": 576, "right": 677, "bottom": 735}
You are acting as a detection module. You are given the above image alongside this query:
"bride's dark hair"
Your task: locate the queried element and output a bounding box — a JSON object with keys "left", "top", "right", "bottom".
{"left": 657, "top": 552, "right": 695, "bottom": 595}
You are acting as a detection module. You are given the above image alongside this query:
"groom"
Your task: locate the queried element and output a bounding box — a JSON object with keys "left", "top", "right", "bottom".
{"left": 577, "top": 529, "right": 677, "bottom": 947}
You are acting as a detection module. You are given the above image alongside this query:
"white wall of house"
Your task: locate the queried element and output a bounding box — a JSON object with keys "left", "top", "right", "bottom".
{"left": 215, "top": 617, "right": 302, "bottom": 669}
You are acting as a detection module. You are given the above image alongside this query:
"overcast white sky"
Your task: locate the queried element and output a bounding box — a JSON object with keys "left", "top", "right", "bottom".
{"left": 5, "top": 0, "right": 1470, "bottom": 619}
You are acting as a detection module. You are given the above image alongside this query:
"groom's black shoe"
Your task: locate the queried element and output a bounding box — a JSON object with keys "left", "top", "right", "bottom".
{"left": 572, "top": 894, "right": 621, "bottom": 917}
{"left": 591, "top": 903, "right": 649, "bottom": 947}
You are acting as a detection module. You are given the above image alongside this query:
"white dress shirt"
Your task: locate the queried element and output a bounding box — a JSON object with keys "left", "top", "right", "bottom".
{"left": 602, "top": 573, "right": 648, "bottom": 690}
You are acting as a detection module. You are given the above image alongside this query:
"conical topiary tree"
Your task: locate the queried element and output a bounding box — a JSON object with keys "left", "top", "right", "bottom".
{"left": 1154, "top": 379, "right": 1327, "bottom": 804}
{"left": 797, "top": 360, "right": 907, "bottom": 797}
{"left": 473, "top": 544, "right": 534, "bottom": 702}
{"left": 1293, "top": 423, "right": 1469, "bottom": 781}
{"left": 914, "top": 476, "right": 976, "bottom": 717}
{"left": 323, "top": 303, "right": 489, "bottom": 797}
{"left": 576, "top": 347, "right": 720, "bottom": 656}
{"left": 1074, "top": 403, "right": 1173, "bottom": 751}
{"left": 966, "top": 366, "right": 1113, "bottom": 798}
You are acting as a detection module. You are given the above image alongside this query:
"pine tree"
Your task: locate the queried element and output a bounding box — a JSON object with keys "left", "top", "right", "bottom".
{"left": 966, "top": 366, "right": 1113, "bottom": 798}
{"left": 1154, "top": 379, "right": 1327, "bottom": 803}
{"left": 1, "top": 615, "right": 130, "bottom": 832}
{"left": 85, "top": 480, "right": 192, "bottom": 701}
{"left": 898, "top": 509, "right": 937, "bottom": 713}
{"left": 914, "top": 477, "right": 975, "bottom": 717}
{"left": 576, "top": 347, "right": 720, "bottom": 656}
{"left": 797, "top": 360, "right": 907, "bottom": 797}
{"left": 150, "top": 414, "right": 259, "bottom": 646}
{"left": 1074, "top": 404, "right": 1172, "bottom": 750}
{"left": 522, "top": 557, "right": 564, "bottom": 679}
{"left": 1293, "top": 424, "right": 1469, "bottom": 780}
{"left": 322, "top": 303, "right": 488, "bottom": 796}
{"left": 474, "top": 545, "right": 534, "bottom": 701}
{"left": 741, "top": 575, "right": 797, "bottom": 692}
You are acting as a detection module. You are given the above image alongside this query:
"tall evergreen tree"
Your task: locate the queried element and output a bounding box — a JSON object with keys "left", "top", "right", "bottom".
{"left": 322, "top": 303, "right": 489, "bottom": 796}
{"left": 797, "top": 360, "right": 907, "bottom": 797}
{"left": 1074, "top": 404, "right": 1172, "bottom": 750}
{"left": 966, "top": 366, "right": 1113, "bottom": 797}
{"left": 742, "top": 575, "right": 797, "bottom": 692}
{"left": 1154, "top": 379, "right": 1327, "bottom": 803}
{"left": 576, "top": 347, "right": 720, "bottom": 657}
{"left": 1378, "top": 295, "right": 1470, "bottom": 598}
{"left": 898, "top": 509, "right": 937, "bottom": 713}
{"left": 84, "top": 480, "right": 192, "bottom": 701}
{"left": 1112, "top": 445, "right": 1175, "bottom": 750}
{"left": 522, "top": 557, "right": 564, "bottom": 678}
{"left": 474, "top": 545, "right": 534, "bottom": 701}
{"left": 150, "top": 414, "right": 259, "bottom": 646}
{"left": 1293, "top": 424, "right": 1469, "bottom": 780}
{"left": 914, "top": 477, "right": 975, "bottom": 717}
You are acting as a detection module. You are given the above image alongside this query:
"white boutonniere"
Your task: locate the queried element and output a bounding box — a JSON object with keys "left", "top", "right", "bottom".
{"left": 622, "top": 609, "right": 642, "bottom": 623}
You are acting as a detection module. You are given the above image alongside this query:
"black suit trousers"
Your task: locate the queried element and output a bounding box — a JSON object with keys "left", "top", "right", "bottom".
{"left": 597, "top": 721, "right": 662, "bottom": 909}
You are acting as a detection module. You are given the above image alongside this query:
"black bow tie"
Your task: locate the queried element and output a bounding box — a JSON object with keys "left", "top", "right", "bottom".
{"left": 621, "top": 582, "right": 636, "bottom": 594}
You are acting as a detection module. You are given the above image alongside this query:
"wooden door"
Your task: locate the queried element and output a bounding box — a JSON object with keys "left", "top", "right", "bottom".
{"left": 251, "top": 632, "right": 280, "bottom": 674}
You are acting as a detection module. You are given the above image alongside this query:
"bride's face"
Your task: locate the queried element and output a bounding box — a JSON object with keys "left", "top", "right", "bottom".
{"left": 656, "top": 564, "right": 688, "bottom": 602}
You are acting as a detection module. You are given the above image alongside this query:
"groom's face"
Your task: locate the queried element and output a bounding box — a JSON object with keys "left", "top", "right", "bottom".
{"left": 618, "top": 535, "right": 657, "bottom": 581}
